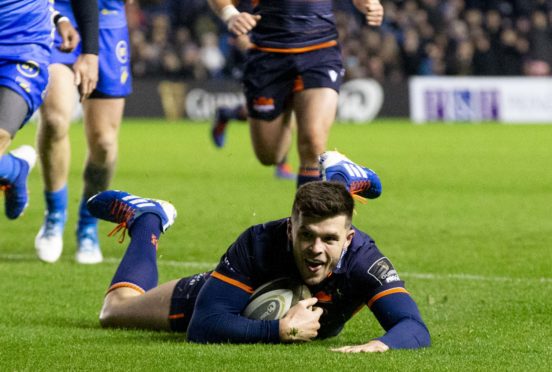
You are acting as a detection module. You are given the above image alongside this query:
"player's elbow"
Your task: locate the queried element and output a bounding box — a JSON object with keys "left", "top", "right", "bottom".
{"left": 417, "top": 324, "right": 431, "bottom": 348}
{"left": 187, "top": 316, "right": 220, "bottom": 344}
{"left": 186, "top": 319, "right": 206, "bottom": 343}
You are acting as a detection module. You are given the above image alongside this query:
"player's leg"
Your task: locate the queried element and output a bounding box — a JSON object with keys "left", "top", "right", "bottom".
{"left": 76, "top": 23, "right": 132, "bottom": 263}
{"left": 35, "top": 64, "right": 77, "bottom": 262}
{"left": 0, "top": 87, "right": 38, "bottom": 219}
{"left": 293, "top": 87, "right": 338, "bottom": 187}
{"left": 243, "top": 50, "right": 297, "bottom": 169}
{"left": 85, "top": 189, "right": 178, "bottom": 330}
{"left": 273, "top": 113, "right": 296, "bottom": 180}
{"left": 214, "top": 102, "right": 296, "bottom": 180}
{"left": 291, "top": 46, "right": 345, "bottom": 188}
{"left": 100, "top": 280, "right": 179, "bottom": 330}
{"left": 76, "top": 97, "right": 124, "bottom": 264}
{"left": 211, "top": 103, "right": 247, "bottom": 148}
{"left": 248, "top": 108, "right": 294, "bottom": 166}
{"left": 0, "top": 87, "right": 27, "bottom": 153}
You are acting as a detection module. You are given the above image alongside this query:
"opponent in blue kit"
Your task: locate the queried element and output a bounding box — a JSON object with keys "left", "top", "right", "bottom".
{"left": 90, "top": 155, "right": 429, "bottom": 352}
{"left": 35, "top": 0, "right": 132, "bottom": 264}
{"left": 0, "top": 0, "right": 94, "bottom": 221}
{"left": 208, "top": 0, "right": 384, "bottom": 189}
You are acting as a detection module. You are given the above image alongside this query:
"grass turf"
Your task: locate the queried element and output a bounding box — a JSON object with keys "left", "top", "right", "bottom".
{"left": 1, "top": 119, "right": 551, "bottom": 370}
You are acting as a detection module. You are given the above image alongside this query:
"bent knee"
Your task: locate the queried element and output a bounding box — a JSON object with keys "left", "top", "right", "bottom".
{"left": 39, "top": 113, "right": 71, "bottom": 141}
{"left": 99, "top": 304, "right": 117, "bottom": 328}
{"left": 252, "top": 147, "right": 285, "bottom": 166}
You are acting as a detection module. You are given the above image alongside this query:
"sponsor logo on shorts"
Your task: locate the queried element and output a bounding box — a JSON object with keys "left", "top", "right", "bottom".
{"left": 15, "top": 77, "right": 31, "bottom": 93}
{"left": 328, "top": 69, "right": 338, "bottom": 82}
{"left": 120, "top": 67, "right": 129, "bottom": 84}
{"left": 252, "top": 96, "right": 275, "bottom": 113}
{"left": 116, "top": 40, "right": 129, "bottom": 64}
{"left": 16, "top": 61, "right": 40, "bottom": 79}
{"left": 367, "top": 257, "right": 400, "bottom": 284}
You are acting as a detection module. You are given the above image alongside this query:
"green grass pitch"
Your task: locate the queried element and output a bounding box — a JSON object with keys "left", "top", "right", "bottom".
{"left": 1, "top": 119, "right": 551, "bottom": 370}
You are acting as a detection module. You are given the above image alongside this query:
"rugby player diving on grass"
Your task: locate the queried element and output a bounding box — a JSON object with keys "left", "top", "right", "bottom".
{"left": 90, "top": 153, "right": 430, "bottom": 352}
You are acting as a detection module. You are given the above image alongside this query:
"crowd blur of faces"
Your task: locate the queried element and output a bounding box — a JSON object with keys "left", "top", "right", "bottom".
{"left": 128, "top": 0, "right": 552, "bottom": 82}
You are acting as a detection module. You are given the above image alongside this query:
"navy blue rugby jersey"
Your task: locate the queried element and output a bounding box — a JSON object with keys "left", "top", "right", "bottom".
{"left": 248, "top": 0, "right": 338, "bottom": 51}
{"left": 212, "top": 218, "right": 407, "bottom": 339}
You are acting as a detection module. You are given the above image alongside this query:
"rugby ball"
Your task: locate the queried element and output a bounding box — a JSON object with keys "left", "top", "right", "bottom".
{"left": 242, "top": 277, "right": 311, "bottom": 320}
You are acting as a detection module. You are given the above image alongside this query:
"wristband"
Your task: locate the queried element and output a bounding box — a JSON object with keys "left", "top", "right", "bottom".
{"left": 220, "top": 5, "right": 240, "bottom": 24}
{"left": 53, "top": 12, "right": 70, "bottom": 26}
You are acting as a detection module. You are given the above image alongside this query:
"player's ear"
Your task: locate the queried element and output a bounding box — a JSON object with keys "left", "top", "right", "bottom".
{"left": 344, "top": 228, "right": 355, "bottom": 250}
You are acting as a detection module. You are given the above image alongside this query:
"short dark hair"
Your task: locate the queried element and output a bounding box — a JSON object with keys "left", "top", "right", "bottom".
{"left": 292, "top": 181, "right": 354, "bottom": 225}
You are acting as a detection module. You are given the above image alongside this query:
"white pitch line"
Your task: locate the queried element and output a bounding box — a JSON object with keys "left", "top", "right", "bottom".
{"left": 1, "top": 253, "right": 551, "bottom": 284}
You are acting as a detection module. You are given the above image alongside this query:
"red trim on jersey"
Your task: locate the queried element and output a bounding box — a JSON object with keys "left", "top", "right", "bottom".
{"left": 367, "top": 287, "right": 409, "bottom": 308}
{"left": 211, "top": 271, "right": 254, "bottom": 294}
{"left": 252, "top": 40, "right": 337, "bottom": 54}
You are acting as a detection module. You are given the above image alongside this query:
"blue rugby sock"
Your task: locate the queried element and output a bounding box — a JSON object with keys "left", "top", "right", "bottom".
{"left": 0, "top": 153, "right": 21, "bottom": 182}
{"left": 297, "top": 166, "right": 321, "bottom": 188}
{"left": 108, "top": 213, "right": 163, "bottom": 293}
{"left": 45, "top": 186, "right": 68, "bottom": 215}
{"left": 77, "top": 196, "right": 98, "bottom": 230}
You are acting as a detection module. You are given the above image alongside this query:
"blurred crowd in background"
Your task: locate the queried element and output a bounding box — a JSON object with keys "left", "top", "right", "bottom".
{"left": 127, "top": 0, "right": 552, "bottom": 83}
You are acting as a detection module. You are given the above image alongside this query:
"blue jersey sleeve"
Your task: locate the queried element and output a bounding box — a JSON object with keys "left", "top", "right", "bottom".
{"left": 344, "top": 230, "right": 430, "bottom": 348}
{"left": 186, "top": 275, "right": 280, "bottom": 343}
{"left": 370, "top": 292, "right": 431, "bottom": 349}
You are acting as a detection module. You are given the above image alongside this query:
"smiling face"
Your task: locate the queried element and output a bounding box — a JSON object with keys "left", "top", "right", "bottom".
{"left": 289, "top": 214, "right": 355, "bottom": 286}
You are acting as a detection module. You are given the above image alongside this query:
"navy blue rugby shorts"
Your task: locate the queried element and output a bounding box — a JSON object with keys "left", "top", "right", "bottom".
{"left": 243, "top": 45, "right": 344, "bottom": 121}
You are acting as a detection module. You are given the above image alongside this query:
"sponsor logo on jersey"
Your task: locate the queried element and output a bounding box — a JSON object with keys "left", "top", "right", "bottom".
{"left": 116, "top": 40, "right": 128, "bottom": 64}
{"left": 367, "top": 257, "right": 400, "bottom": 284}
{"left": 252, "top": 97, "right": 275, "bottom": 113}
{"left": 314, "top": 291, "right": 333, "bottom": 303}
{"left": 17, "top": 61, "right": 40, "bottom": 79}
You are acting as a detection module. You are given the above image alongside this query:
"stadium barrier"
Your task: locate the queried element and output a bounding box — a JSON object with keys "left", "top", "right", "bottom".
{"left": 409, "top": 77, "right": 552, "bottom": 124}
{"left": 124, "top": 78, "right": 409, "bottom": 121}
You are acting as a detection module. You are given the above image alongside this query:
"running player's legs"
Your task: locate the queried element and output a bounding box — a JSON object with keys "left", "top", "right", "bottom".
{"left": 81, "top": 97, "right": 124, "bottom": 197}
{"left": 248, "top": 110, "right": 294, "bottom": 166}
{"left": 34, "top": 42, "right": 79, "bottom": 261}
{"left": 0, "top": 87, "right": 28, "bottom": 154}
{"left": 76, "top": 25, "right": 131, "bottom": 263}
{"left": 293, "top": 87, "right": 338, "bottom": 168}
{"left": 292, "top": 46, "right": 344, "bottom": 186}
{"left": 0, "top": 58, "right": 47, "bottom": 219}
{"left": 244, "top": 50, "right": 296, "bottom": 166}
{"left": 37, "top": 64, "right": 78, "bottom": 192}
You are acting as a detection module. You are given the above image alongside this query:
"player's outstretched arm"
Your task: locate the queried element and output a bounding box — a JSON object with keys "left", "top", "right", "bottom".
{"left": 352, "top": 0, "right": 384, "bottom": 27}
{"left": 332, "top": 340, "right": 389, "bottom": 353}
{"left": 279, "top": 298, "right": 323, "bottom": 342}
{"left": 332, "top": 292, "right": 430, "bottom": 353}
{"left": 207, "top": 0, "right": 261, "bottom": 36}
